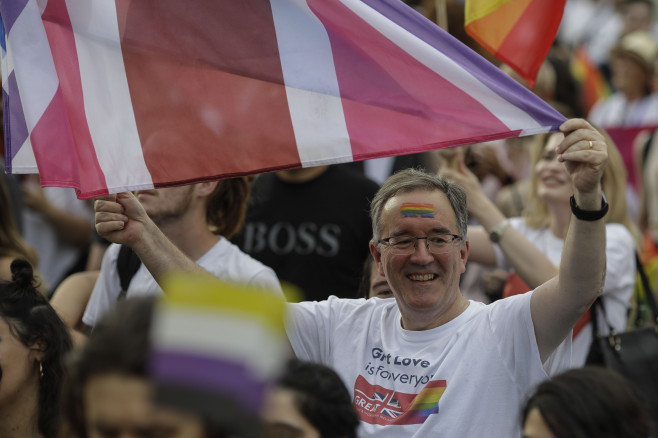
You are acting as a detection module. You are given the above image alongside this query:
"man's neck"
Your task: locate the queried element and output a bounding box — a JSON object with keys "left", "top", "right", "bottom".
{"left": 400, "top": 295, "right": 470, "bottom": 331}
{"left": 157, "top": 214, "right": 220, "bottom": 261}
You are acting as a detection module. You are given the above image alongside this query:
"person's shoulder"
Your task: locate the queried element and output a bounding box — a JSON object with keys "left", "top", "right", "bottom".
{"left": 508, "top": 216, "right": 526, "bottom": 229}
{"left": 291, "top": 295, "right": 387, "bottom": 315}
{"left": 605, "top": 223, "right": 633, "bottom": 239}
{"left": 204, "top": 238, "right": 279, "bottom": 280}
{"left": 589, "top": 92, "right": 623, "bottom": 118}
{"left": 509, "top": 217, "right": 544, "bottom": 237}
{"left": 642, "top": 93, "right": 658, "bottom": 107}
{"left": 0, "top": 257, "right": 13, "bottom": 281}
{"left": 99, "top": 243, "right": 122, "bottom": 265}
{"left": 485, "top": 292, "right": 532, "bottom": 314}
{"left": 94, "top": 243, "right": 126, "bottom": 286}
{"left": 604, "top": 223, "right": 635, "bottom": 249}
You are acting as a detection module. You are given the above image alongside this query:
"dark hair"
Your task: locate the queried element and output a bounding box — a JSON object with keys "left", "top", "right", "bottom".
{"left": 0, "top": 178, "right": 38, "bottom": 265}
{"left": 65, "top": 297, "right": 229, "bottom": 438}
{"left": 206, "top": 176, "right": 252, "bottom": 239}
{"left": 370, "top": 168, "right": 468, "bottom": 243}
{"left": 65, "top": 297, "right": 155, "bottom": 438}
{"left": 277, "top": 359, "right": 360, "bottom": 438}
{"left": 0, "top": 259, "right": 72, "bottom": 438}
{"left": 522, "top": 366, "right": 652, "bottom": 438}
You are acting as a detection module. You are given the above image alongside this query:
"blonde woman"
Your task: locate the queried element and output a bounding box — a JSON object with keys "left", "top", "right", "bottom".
{"left": 442, "top": 121, "right": 637, "bottom": 366}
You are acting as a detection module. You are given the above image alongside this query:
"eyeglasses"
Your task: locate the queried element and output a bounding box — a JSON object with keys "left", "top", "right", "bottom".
{"left": 378, "top": 233, "right": 461, "bottom": 255}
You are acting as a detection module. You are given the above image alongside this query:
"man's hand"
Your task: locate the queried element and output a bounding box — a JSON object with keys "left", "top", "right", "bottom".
{"left": 94, "top": 192, "right": 150, "bottom": 247}
{"left": 531, "top": 118, "right": 609, "bottom": 362}
{"left": 557, "top": 119, "right": 608, "bottom": 198}
{"left": 94, "top": 191, "right": 208, "bottom": 284}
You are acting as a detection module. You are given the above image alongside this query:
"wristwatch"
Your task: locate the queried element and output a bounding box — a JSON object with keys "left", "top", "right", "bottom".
{"left": 489, "top": 219, "right": 510, "bottom": 243}
{"left": 570, "top": 192, "right": 608, "bottom": 221}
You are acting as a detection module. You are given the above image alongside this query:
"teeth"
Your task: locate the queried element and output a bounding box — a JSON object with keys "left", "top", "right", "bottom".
{"left": 409, "top": 274, "right": 434, "bottom": 281}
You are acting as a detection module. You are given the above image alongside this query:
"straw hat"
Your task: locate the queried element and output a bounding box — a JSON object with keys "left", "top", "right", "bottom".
{"left": 611, "top": 30, "right": 658, "bottom": 72}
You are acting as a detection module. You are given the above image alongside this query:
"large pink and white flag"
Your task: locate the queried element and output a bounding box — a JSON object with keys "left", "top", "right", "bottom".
{"left": 1, "top": 0, "right": 566, "bottom": 199}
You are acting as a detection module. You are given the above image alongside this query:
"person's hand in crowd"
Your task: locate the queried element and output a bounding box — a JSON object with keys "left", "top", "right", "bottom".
{"left": 95, "top": 191, "right": 215, "bottom": 284}
{"left": 482, "top": 269, "right": 509, "bottom": 299}
{"left": 94, "top": 192, "right": 151, "bottom": 247}
{"left": 557, "top": 119, "right": 607, "bottom": 200}
{"left": 434, "top": 145, "right": 465, "bottom": 172}
{"left": 439, "top": 151, "right": 490, "bottom": 219}
{"left": 463, "top": 145, "right": 509, "bottom": 184}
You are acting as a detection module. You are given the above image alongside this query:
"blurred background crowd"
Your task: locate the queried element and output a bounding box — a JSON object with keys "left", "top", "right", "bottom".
{"left": 1, "top": 0, "right": 658, "bottom": 437}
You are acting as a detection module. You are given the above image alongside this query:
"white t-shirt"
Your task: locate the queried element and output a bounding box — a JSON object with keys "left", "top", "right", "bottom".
{"left": 83, "top": 238, "right": 283, "bottom": 327}
{"left": 494, "top": 219, "right": 635, "bottom": 366}
{"left": 287, "top": 293, "right": 570, "bottom": 438}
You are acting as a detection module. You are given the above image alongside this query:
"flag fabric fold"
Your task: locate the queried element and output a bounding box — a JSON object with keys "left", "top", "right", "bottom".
{"left": 465, "top": 0, "right": 566, "bottom": 88}
{"left": 2, "top": 0, "right": 566, "bottom": 199}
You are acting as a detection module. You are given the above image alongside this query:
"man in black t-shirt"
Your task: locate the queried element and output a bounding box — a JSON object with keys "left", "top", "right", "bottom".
{"left": 232, "top": 165, "right": 379, "bottom": 301}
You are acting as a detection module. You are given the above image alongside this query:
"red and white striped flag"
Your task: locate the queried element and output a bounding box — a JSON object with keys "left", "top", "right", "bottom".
{"left": 1, "top": 0, "right": 566, "bottom": 199}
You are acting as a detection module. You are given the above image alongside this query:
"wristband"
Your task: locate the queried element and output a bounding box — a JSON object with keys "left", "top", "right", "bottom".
{"left": 489, "top": 219, "right": 510, "bottom": 243}
{"left": 570, "top": 192, "right": 608, "bottom": 221}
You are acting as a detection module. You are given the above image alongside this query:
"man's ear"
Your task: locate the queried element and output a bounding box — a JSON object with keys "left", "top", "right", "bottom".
{"left": 369, "top": 241, "right": 385, "bottom": 278}
{"left": 194, "top": 181, "right": 219, "bottom": 197}
{"left": 459, "top": 239, "right": 470, "bottom": 274}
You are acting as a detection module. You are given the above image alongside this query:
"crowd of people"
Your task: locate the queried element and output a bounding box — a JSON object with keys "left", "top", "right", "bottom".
{"left": 1, "top": 0, "right": 658, "bottom": 437}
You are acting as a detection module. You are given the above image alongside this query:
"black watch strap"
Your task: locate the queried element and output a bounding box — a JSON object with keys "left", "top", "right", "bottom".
{"left": 570, "top": 192, "right": 608, "bottom": 221}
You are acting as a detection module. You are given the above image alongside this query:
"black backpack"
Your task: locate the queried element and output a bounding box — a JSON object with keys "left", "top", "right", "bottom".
{"left": 116, "top": 244, "right": 142, "bottom": 300}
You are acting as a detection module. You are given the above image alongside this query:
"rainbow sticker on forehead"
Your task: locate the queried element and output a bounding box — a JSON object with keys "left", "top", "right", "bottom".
{"left": 400, "top": 203, "right": 435, "bottom": 218}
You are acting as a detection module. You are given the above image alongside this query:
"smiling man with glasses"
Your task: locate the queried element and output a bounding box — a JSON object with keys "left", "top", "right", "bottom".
{"left": 94, "top": 119, "right": 609, "bottom": 438}
{"left": 285, "top": 120, "right": 609, "bottom": 438}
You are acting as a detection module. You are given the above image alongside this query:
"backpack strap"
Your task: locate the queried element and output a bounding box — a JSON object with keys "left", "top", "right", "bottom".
{"left": 116, "top": 245, "right": 141, "bottom": 301}
{"left": 636, "top": 251, "right": 658, "bottom": 326}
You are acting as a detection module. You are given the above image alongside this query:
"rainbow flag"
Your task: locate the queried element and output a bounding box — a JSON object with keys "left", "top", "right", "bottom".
{"left": 405, "top": 380, "right": 447, "bottom": 424}
{"left": 465, "top": 0, "right": 566, "bottom": 88}
{"left": 571, "top": 46, "right": 610, "bottom": 115}
{"left": 149, "top": 273, "right": 288, "bottom": 437}
{"left": 2, "top": 0, "right": 565, "bottom": 199}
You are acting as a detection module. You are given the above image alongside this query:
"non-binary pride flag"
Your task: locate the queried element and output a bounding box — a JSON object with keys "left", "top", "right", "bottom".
{"left": 150, "top": 273, "right": 288, "bottom": 438}
{"left": 1, "top": 0, "right": 566, "bottom": 199}
{"left": 465, "top": 0, "right": 566, "bottom": 88}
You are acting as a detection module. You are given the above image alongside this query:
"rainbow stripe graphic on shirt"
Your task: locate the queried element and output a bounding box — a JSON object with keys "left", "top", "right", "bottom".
{"left": 404, "top": 380, "right": 446, "bottom": 424}
{"left": 353, "top": 375, "right": 447, "bottom": 425}
{"left": 400, "top": 203, "right": 435, "bottom": 218}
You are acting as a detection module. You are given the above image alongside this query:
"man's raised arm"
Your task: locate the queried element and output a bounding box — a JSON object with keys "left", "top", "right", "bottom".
{"left": 94, "top": 192, "right": 211, "bottom": 283}
{"left": 531, "top": 118, "right": 608, "bottom": 362}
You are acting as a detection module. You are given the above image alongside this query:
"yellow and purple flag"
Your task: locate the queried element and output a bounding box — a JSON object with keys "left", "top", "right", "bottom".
{"left": 465, "top": 0, "right": 566, "bottom": 88}
{"left": 149, "top": 273, "right": 288, "bottom": 436}
{"left": 2, "top": 0, "right": 566, "bottom": 198}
